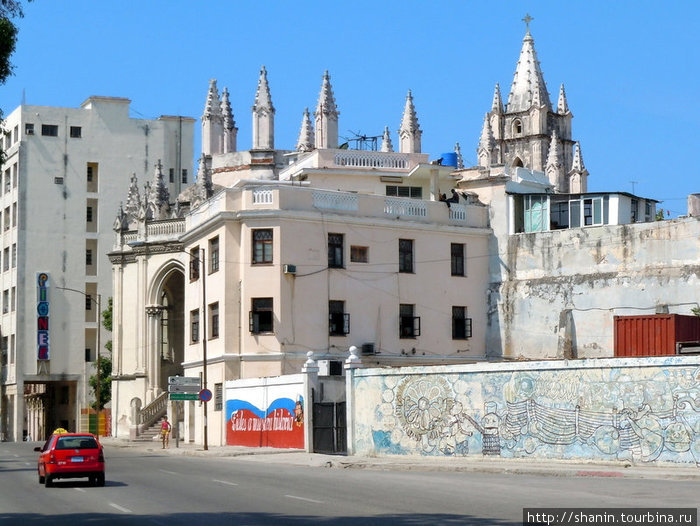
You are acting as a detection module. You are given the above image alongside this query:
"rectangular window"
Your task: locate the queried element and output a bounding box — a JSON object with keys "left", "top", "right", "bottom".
{"left": 189, "top": 247, "right": 200, "bottom": 281}
{"left": 191, "top": 309, "right": 200, "bottom": 342}
{"left": 12, "top": 163, "right": 17, "bottom": 188}
{"left": 12, "top": 125, "right": 18, "bottom": 143}
{"left": 550, "top": 201, "right": 570, "bottom": 229}
{"left": 583, "top": 197, "right": 603, "bottom": 226}
{"left": 252, "top": 229, "right": 273, "bottom": 264}
{"left": 399, "top": 239, "right": 414, "bottom": 273}
{"left": 182, "top": 169, "right": 188, "bottom": 184}
{"left": 86, "top": 205, "right": 93, "bottom": 223}
{"left": 12, "top": 203, "right": 16, "bottom": 227}
{"left": 86, "top": 165, "right": 93, "bottom": 182}
{"left": 350, "top": 245, "right": 369, "bottom": 263}
{"left": 209, "top": 302, "right": 219, "bottom": 339}
{"left": 4, "top": 169, "right": 10, "bottom": 193}
{"left": 2, "top": 290, "right": 8, "bottom": 314}
{"left": 41, "top": 124, "right": 58, "bottom": 137}
{"left": 3, "top": 207, "right": 9, "bottom": 231}
{"left": 85, "top": 348, "right": 91, "bottom": 362}
{"left": 25, "top": 123, "right": 34, "bottom": 135}
{"left": 249, "top": 298, "right": 273, "bottom": 334}
{"left": 169, "top": 168, "right": 174, "bottom": 183}
{"left": 214, "top": 383, "right": 223, "bottom": 411}
{"left": 69, "top": 126, "right": 82, "bottom": 138}
{"left": 524, "top": 195, "right": 549, "bottom": 232}
{"left": 451, "top": 243, "right": 465, "bottom": 276}
{"left": 399, "top": 304, "right": 420, "bottom": 338}
{"left": 85, "top": 294, "right": 92, "bottom": 311}
{"left": 328, "top": 233, "right": 344, "bottom": 268}
{"left": 209, "top": 237, "right": 219, "bottom": 273}
{"left": 452, "top": 306, "right": 472, "bottom": 339}
{"left": 11, "top": 244, "right": 16, "bottom": 268}
{"left": 86, "top": 249, "right": 93, "bottom": 266}
{"left": 3, "top": 247, "right": 8, "bottom": 271}
{"left": 11, "top": 286, "right": 15, "bottom": 312}
{"left": 329, "top": 300, "right": 350, "bottom": 336}
{"left": 386, "top": 185, "right": 422, "bottom": 199}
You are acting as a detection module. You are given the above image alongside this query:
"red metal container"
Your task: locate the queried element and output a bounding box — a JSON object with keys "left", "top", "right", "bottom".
{"left": 614, "top": 314, "right": 700, "bottom": 357}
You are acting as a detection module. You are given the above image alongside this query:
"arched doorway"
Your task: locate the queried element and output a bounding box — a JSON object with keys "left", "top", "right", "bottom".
{"left": 155, "top": 269, "right": 185, "bottom": 393}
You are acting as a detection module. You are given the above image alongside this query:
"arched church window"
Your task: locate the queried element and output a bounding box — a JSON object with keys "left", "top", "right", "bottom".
{"left": 160, "top": 291, "right": 171, "bottom": 362}
{"left": 512, "top": 157, "right": 524, "bottom": 168}
{"left": 512, "top": 120, "right": 523, "bottom": 135}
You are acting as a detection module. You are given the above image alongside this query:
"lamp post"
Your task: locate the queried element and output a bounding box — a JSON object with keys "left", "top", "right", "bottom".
{"left": 57, "top": 287, "right": 101, "bottom": 440}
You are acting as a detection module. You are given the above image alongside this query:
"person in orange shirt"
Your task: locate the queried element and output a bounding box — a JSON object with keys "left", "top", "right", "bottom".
{"left": 160, "top": 416, "right": 172, "bottom": 449}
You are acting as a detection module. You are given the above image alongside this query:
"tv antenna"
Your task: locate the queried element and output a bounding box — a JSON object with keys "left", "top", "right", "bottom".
{"left": 340, "top": 130, "right": 382, "bottom": 151}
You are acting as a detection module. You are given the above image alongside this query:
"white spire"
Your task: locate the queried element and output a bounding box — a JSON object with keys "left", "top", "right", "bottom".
{"left": 191, "top": 155, "right": 214, "bottom": 207}
{"left": 147, "top": 159, "right": 171, "bottom": 220}
{"left": 380, "top": 126, "right": 394, "bottom": 152}
{"left": 546, "top": 130, "right": 562, "bottom": 169}
{"left": 571, "top": 141, "right": 586, "bottom": 172}
{"left": 557, "top": 84, "right": 570, "bottom": 114}
{"left": 491, "top": 83, "right": 503, "bottom": 114}
{"left": 202, "top": 79, "right": 224, "bottom": 156}
{"left": 296, "top": 108, "right": 315, "bottom": 152}
{"left": 506, "top": 28, "right": 552, "bottom": 112}
{"left": 252, "top": 66, "right": 275, "bottom": 150}
{"left": 477, "top": 115, "right": 497, "bottom": 168}
{"left": 454, "top": 142, "right": 464, "bottom": 169}
{"left": 221, "top": 87, "right": 238, "bottom": 153}
{"left": 314, "top": 70, "right": 339, "bottom": 149}
{"left": 398, "top": 90, "right": 422, "bottom": 153}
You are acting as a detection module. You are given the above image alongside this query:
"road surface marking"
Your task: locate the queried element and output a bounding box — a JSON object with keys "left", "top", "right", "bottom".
{"left": 158, "top": 469, "right": 178, "bottom": 475}
{"left": 213, "top": 479, "right": 239, "bottom": 486}
{"left": 109, "top": 502, "right": 132, "bottom": 513}
{"left": 74, "top": 488, "right": 86, "bottom": 493}
{"left": 284, "top": 494, "right": 324, "bottom": 504}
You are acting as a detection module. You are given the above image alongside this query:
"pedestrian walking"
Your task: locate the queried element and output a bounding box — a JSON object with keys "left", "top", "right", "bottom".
{"left": 160, "top": 416, "right": 172, "bottom": 449}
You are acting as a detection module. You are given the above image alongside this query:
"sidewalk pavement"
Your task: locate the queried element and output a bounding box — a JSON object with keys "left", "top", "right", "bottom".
{"left": 99, "top": 437, "right": 700, "bottom": 481}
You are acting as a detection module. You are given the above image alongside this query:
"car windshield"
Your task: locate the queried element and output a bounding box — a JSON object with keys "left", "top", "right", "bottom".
{"left": 55, "top": 437, "right": 98, "bottom": 450}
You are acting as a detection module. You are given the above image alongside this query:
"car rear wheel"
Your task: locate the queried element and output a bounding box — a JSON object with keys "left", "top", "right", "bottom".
{"left": 44, "top": 474, "right": 53, "bottom": 487}
{"left": 96, "top": 473, "right": 105, "bottom": 487}
{"left": 38, "top": 473, "right": 45, "bottom": 484}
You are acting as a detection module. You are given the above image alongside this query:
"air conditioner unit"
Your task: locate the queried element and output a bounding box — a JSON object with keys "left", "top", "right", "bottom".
{"left": 361, "top": 343, "right": 375, "bottom": 355}
{"left": 318, "top": 360, "right": 344, "bottom": 376}
{"left": 283, "top": 264, "right": 296, "bottom": 275}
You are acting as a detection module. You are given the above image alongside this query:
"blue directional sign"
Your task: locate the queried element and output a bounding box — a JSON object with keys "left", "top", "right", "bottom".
{"left": 199, "top": 389, "right": 212, "bottom": 402}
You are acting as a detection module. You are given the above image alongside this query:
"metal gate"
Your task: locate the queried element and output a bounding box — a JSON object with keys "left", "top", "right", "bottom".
{"left": 312, "top": 401, "right": 346, "bottom": 454}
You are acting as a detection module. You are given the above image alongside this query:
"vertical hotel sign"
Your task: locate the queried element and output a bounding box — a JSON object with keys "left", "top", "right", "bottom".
{"left": 37, "top": 273, "right": 49, "bottom": 360}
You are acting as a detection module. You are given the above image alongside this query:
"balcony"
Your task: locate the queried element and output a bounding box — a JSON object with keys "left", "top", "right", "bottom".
{"left": 238, "top": 185, "right": 488, "bottom": 229}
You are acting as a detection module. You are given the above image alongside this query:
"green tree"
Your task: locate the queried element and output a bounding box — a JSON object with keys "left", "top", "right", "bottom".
{"left": 0, "top": 1, "right": 29, "bottom": 164}
{"left": 692, "top": 307, "right": 700, "bottom": 317}
{"left": 89, "top": 297, "right": 113, "bottom": 410}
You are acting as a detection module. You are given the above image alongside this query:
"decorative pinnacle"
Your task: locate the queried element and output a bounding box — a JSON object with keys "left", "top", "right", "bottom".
{"left": 522, "top": 13, "right": 533, "bottom": 34}
{"left": 253, "top": 66, "right": 274, "bottom": 113}
{"left": 400, "top": 90, "right": 420, "bottom": 134}
{"left": 296, "top": 108, "right": 315, "bottom": 152}
{"left": 315, "top": 70, "right": 339, "bottom": 117}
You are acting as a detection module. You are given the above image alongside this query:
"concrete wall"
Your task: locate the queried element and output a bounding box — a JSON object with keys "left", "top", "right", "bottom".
{"left": 488, "top": 216, "right": 700, "bottom": 359}
{"left": 349, "top": 356, "right": 700, "bottom": 465}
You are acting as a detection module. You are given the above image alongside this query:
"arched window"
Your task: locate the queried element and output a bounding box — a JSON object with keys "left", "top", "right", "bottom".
{"left": 160, "top": 291, "right": 171, "bottom": 361}
{"left": 512, "top": 157, "right": 524, "bottom": 168}
{"left": 512, "top": 120, "right": 523, "bottom": 135}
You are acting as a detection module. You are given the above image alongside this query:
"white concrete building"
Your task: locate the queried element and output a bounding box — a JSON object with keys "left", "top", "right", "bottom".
{"left": 0, "top": 97, "right": 194, "bottom": 441}
{"left": 108, "top": 69, "right": 491, "bottom": 446}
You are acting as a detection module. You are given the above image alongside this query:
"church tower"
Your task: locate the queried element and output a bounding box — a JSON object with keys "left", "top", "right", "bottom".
{"left": 477, "top": 16, "right": 583, "bottom": 193}
{"left": 314, "top": 71, "right": 339, "bottom": 149}
{"left": 252, "top": 66, "right": 275, "bottom": 150}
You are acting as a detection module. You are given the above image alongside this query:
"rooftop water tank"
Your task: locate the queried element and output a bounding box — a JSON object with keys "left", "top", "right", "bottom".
{"left": 440, "top": 152, "right": 458, "bottom": 167}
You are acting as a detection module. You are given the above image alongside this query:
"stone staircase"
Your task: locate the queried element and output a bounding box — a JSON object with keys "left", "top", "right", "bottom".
{"left": 133, "top": 417, "right": 166, "bottom": 443}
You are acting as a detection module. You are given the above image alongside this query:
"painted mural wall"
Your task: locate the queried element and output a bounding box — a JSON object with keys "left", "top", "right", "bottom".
{"left": 350, "top": 356, "right": 700, "bottom": 465}
{"left": 225, "top": 374, "right": 305, "bottom": 449}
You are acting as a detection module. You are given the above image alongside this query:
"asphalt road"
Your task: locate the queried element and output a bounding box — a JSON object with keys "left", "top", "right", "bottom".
{"left": 1, "top": 441, "right": 698, "bottom": 525}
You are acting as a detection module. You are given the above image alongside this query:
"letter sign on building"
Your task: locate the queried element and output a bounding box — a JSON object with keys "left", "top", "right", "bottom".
{"left": 37, "top": 273, "right": 50, "bottom": 360}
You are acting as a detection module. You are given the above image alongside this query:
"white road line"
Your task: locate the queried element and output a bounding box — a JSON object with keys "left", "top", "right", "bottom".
{"left": 109, "top": 502, "right": 132, "bottom": 513}
{"left": 212, "top": 479, "right": 239, "bottom": 486}
{"left": 284, "top": 494, "right": 324, "bottom": 504}
{"left": 74, "top": 488, "right": 86, "bottom": 493}
{"left": 158, "top": 469, "right": 178, "bottom": 475}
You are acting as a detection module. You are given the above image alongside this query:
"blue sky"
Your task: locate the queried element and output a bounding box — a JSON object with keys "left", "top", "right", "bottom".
{"left": 2, "top": 1, "right": 698, "bottom": 216}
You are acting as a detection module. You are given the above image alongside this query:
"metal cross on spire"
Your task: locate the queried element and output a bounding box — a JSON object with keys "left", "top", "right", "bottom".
{"left": 522, "top": 13, "right": 534, "bottom": 32}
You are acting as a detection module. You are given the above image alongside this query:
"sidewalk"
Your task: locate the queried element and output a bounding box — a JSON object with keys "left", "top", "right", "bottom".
{"left": 99, "top": 437, "right": 700, "bottom": 481}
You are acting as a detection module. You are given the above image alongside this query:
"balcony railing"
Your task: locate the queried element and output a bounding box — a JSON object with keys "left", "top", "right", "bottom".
{"left": 313, "top": 190, "right": 358, "bottom": 211}
{"left": 385, "top": 197, "right": 427, "bottom": 218}
{"left": 252, "top": 188, "right": 274, "bottom": 204}
{"left": 334, "top": 151, "right": 410, "bottom": 169}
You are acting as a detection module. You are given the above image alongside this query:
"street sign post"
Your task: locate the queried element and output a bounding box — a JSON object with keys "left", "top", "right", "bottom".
{"left": 168, "top": 385, "right": 200, "bottom": 394}
{"left": 169, "top": 393, "right": 199, "bottom": 401}
{"left": 168, "top": 376, "right": 200, "bottom": 386}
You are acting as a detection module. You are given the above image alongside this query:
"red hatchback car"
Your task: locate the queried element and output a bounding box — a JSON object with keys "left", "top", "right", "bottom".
{"left": 34, "top": 433, "right": 105, "bottom": 487}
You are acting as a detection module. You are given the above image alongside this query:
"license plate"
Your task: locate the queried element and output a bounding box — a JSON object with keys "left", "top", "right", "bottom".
{"left": 71, "top": 456, "right": 84, "bottom": 463}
